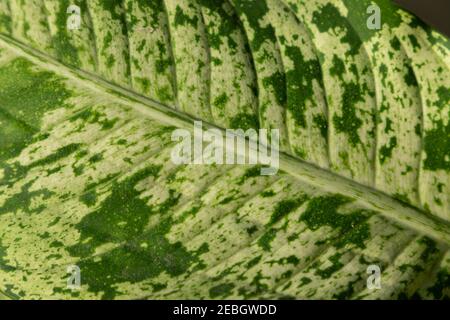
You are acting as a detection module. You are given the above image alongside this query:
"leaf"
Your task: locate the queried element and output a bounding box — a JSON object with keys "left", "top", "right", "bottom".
{"left": 0, "top": 0, "right": 449, "bottom": 299}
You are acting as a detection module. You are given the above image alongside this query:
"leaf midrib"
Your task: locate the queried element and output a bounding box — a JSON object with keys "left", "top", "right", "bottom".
{"left": 1, "top": 33, "right": 449, "bottom": 246}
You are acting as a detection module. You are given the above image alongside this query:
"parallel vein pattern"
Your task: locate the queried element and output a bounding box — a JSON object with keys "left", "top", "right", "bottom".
{"left": 1, "top": 0, "right": 448, "bottom": 219}
{"left": 1, "top": 0, "right": 447, "bottom": 220}
{"left": 0, "top": 0, "right": 449, "bottom": 299}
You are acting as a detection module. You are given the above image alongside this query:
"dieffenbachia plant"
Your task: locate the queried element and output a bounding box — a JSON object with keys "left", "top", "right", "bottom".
{"left": 0, "top": 0, "right": 448, "bottom": 299}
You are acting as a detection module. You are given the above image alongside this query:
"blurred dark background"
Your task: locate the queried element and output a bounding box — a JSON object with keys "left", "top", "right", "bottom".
{"left": 394, "top": 0, "right": 450, "bottom": 37}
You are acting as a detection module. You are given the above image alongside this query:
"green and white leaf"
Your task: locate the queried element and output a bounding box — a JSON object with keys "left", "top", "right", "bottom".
{"left": 0, "top": 0, "right": 449, "bottom": 300}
